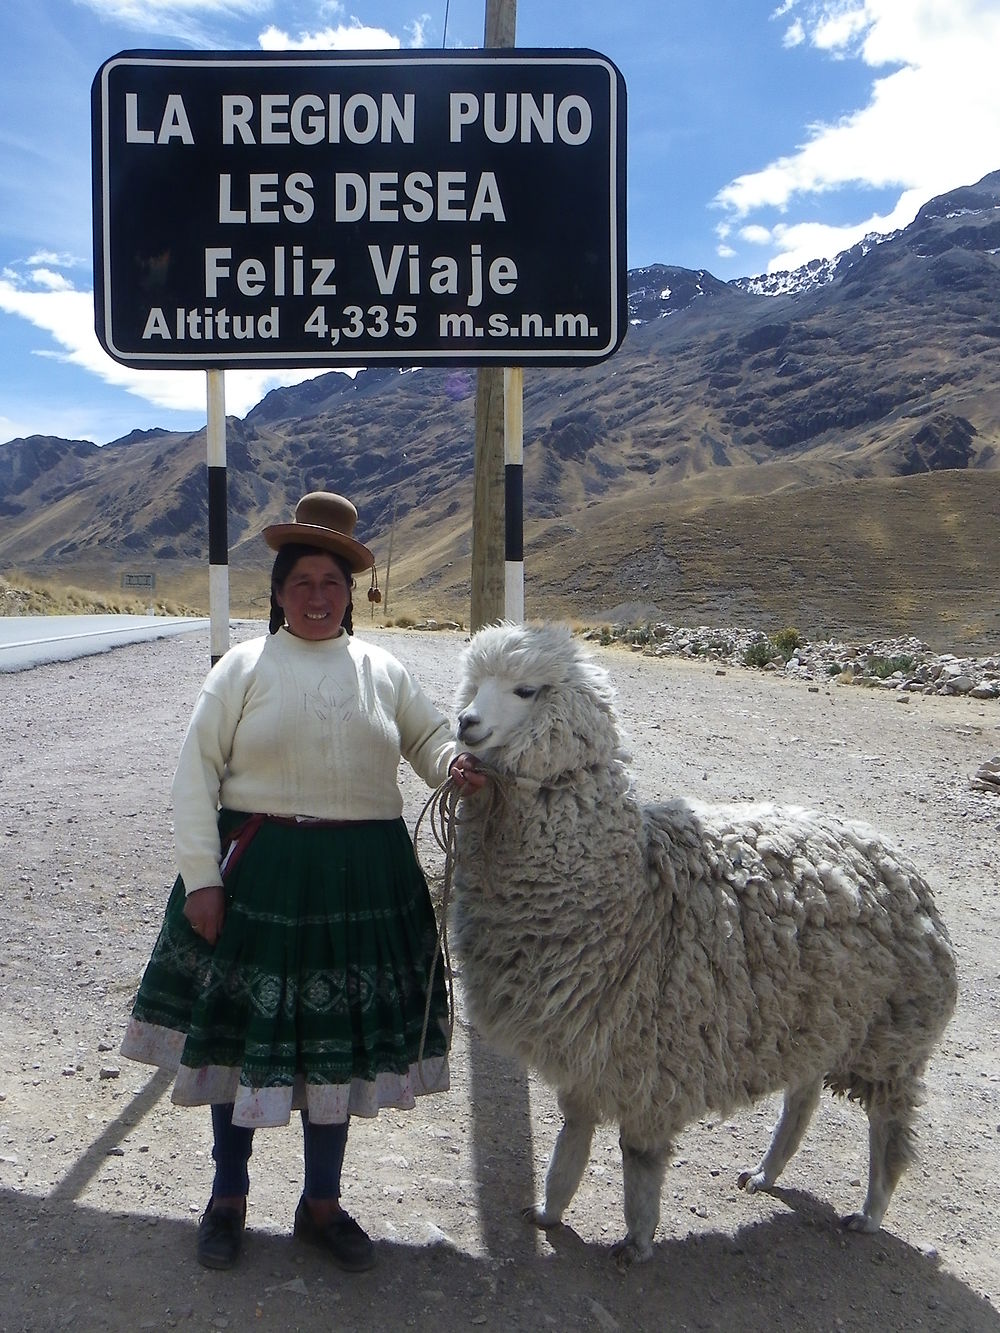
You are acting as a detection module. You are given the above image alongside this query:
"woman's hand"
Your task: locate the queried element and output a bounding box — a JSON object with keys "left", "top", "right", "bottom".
{"left": 449, "top": 753, "right": 488, "bottom": 794}
{"left": 183, "top": 885, "right": 226, "bottom": 945}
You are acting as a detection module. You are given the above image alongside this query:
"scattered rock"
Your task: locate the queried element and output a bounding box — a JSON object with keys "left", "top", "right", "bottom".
{"left": 971, "top": 757, "right": 1000, "bottom": 792}
{"left": 590, "top": 622, "right": 1000, "bottom": 698}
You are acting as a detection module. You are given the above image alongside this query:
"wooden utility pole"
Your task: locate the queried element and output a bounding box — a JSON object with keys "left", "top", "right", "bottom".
{"left": 484, "top": 0, "right": 515, "bottom": 47}
{"left": 470, "top": 0, "right": 518, "bottom": 630}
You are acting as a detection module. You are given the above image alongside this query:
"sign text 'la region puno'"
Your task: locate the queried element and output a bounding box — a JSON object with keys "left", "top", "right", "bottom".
{"left": 91, "top": 49, "right": 627, "bottom": 370}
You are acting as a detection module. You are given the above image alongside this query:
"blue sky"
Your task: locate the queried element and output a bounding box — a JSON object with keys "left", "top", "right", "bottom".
{"left": 2, "top": 0, "right": 999, "bottom": 446}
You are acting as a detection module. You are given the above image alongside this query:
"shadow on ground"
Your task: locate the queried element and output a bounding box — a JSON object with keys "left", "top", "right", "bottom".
{"left": 2, "top": 1183, "right": 996, "bottom": 1333}
{"left": 3, "top": 1040, "right": 998, "bottom": 1332}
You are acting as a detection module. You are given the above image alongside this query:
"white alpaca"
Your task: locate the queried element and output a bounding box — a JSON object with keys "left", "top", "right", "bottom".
{"left": 450, "top": 623, "right": 957, "bottom": 1268}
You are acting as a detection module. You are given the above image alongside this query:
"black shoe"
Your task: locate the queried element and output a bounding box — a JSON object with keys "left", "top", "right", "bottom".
{"left": 197, "top": 1198, "right": 246, "bottom": 1270}
{"left": 293, "top": 1196, "right": 376, "bottom": 1272}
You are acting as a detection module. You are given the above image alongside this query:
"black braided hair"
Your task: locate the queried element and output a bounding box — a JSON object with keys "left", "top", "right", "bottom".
{"left": 268, "top": 543, "right": 356, "bottom": 635}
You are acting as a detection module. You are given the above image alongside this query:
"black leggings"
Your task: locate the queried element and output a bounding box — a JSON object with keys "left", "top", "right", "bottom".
{"left": 210, "top": 1102, "right": 350, "bottom": 1200}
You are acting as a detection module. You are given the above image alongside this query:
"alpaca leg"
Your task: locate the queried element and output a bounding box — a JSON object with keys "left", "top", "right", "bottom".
{"left": 525, "top": 1092, "right": 596, "bottom": 1229}
{"left": 611, "top": 1136, "right": 671, "bottom": 1269}
{"left": 738, "top": 1078, "right": 822, "bottom": 1193}
{"left": 843, "top": 1098, "right": 916, "bottom": 1233}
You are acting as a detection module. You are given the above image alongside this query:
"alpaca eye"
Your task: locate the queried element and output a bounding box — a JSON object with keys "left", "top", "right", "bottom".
{"left": 514, "top": 686, "right": 537, "bottom": 699}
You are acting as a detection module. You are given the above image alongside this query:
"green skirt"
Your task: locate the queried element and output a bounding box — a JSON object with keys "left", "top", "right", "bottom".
{"left": 121, "top": 811, "right": 450, "bottom": 1127}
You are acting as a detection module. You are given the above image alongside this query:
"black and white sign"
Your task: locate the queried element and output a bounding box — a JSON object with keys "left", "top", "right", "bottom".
{"left": 121, "top": 571, "right": 156, "bottom": 590}
{"left": 91, "top": 48, "right": 627, "bottom": 369}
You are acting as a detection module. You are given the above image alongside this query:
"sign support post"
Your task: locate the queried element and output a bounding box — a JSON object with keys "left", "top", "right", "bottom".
{"left": 206, "top": 369, "right": 229, "bottom": 664}
{"left": 504, "top": 365, "right": 524, "bottom": 622}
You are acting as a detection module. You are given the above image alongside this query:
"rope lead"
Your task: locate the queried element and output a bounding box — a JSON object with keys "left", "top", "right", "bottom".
{"left": 412, "top": 762, "right": 508, "bottom": 1085}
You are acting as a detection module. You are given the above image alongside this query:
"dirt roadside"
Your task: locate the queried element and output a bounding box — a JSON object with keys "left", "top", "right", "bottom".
{"left": 1, "top": 625, "right": 998, "bottom": 1333}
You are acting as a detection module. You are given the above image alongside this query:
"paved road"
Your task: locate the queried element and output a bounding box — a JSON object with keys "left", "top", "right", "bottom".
{"left": 0, "top": 615, "right": 211, "bottom": 673}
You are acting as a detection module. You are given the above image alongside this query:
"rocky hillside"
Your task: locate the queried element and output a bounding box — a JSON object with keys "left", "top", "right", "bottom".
{"left": 2, "top": 171, "right": 1000, "bottom": 650}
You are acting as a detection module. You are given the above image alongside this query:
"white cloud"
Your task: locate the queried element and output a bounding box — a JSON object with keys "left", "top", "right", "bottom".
{"left": 739, "top": 224, "right": 774, "bottom": 246}
{"left": 75, "top": 0, "right": 272, "bottom": 43}
{"left": 78, "top": 0, "right": 270, "bottom": 19}
{"left": 407, "top": 13, "right": 433, "bottom": 48}
{"left": 27, "top": 250, "right": 87, "bottom": 269}
{"left": 29, "top": 269, "right": 74, "bottom": 292}
{"left": 715, "top": 0, "right": 1000, "bottom": 271}
{"left": 0, "top": 408, "right": 103, "bottom": 446}
{"left": 258, "top": 23, "right": 401, "bottom": 51}
{"left": 0, "top": 267, "right": 339, "bottom": 420}
{"left": 811, "top": 4, "right": 871, "bottom": 53}
{"left": 762, "top": 217, "right": 877, "bottom": 273}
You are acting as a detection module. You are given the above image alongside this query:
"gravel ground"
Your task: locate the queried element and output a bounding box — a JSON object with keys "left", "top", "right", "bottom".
{"left": 1, "top": 624, "right": 999, "bottom": 1333}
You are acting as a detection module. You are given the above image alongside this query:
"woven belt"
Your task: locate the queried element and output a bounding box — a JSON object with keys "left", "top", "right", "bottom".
{"left": 219, "top": 811, "right": 369, "bottom": 880}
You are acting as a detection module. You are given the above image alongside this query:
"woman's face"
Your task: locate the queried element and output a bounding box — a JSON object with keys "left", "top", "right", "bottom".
{"left": 275, "top": 552, "right": 352, "bottom": 640}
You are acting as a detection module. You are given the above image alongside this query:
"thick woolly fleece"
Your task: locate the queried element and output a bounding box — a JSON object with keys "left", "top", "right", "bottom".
{"left": 451, "top": 624, "right": 957, "bottom": 1153}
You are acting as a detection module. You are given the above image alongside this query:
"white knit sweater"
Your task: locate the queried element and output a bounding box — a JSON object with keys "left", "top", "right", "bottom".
{"left": 171, "top": 629, "right": 456, "bottom": 893}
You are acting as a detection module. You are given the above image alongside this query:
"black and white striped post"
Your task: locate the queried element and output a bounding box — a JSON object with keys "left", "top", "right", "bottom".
{"left": 503, "top": 366, "right": 524, "bottom": 622}
{"left": 206, "top": 369, "right": 230, "bottom": 664}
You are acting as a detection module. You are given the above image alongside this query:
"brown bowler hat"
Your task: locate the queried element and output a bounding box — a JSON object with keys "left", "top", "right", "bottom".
{"left": 262, "top": 492, "right": 375, "bottom": 572}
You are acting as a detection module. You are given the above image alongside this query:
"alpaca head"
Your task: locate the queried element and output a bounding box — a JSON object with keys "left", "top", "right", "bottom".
{"left": 456, "top": 622, "right": 622, "bottom": 778}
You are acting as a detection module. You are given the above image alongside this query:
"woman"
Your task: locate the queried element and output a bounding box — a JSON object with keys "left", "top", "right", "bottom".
{"left": 121, "top": 491, "right": 477, "bottom": 1272}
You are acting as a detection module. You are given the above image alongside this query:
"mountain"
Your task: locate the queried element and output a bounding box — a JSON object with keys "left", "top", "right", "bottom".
{"left": 3, "top": 171, "right": 1000, "bottom": 650}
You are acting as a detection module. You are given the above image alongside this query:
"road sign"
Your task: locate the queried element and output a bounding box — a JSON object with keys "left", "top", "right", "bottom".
{"left": 92, "top": 48, "right": 627, "bottom": 370}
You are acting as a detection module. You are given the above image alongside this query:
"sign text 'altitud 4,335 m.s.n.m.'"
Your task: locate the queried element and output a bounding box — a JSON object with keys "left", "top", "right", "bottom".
{"left": 91, "top": 49, "right": 627, "bottom": 370}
